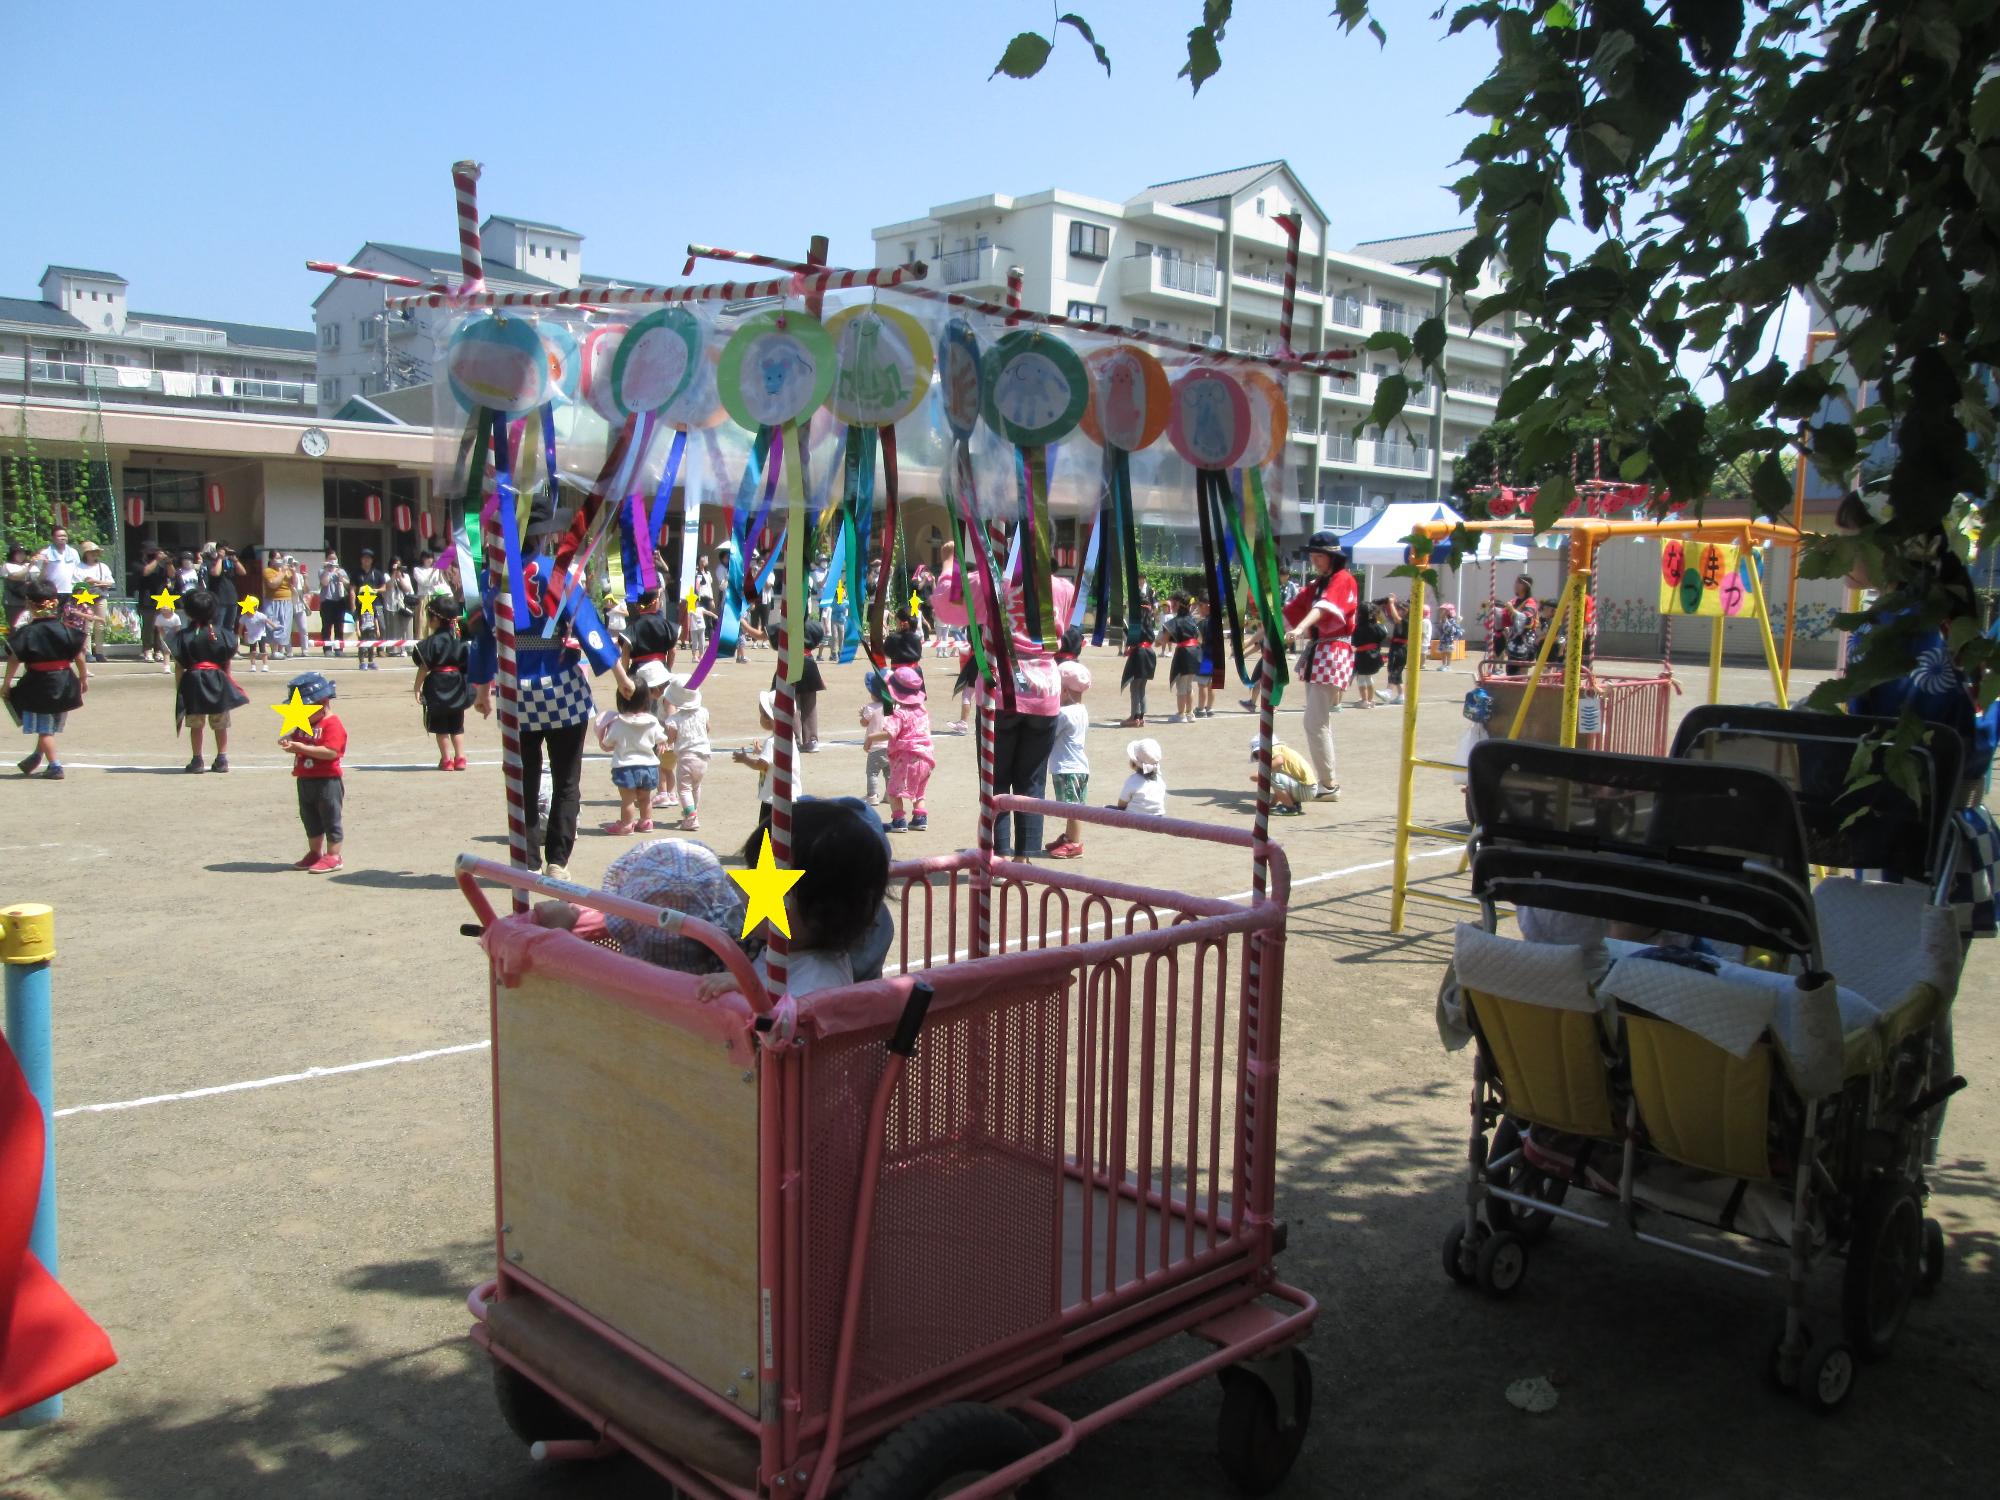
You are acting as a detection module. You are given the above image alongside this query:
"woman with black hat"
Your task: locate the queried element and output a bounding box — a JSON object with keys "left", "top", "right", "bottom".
{"left": 1280, "top": 531, "right": 1357, "bottom": 801}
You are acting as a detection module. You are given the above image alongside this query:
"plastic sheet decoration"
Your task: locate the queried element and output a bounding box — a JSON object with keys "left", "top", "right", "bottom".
{"left": 938, "top": 317, "right": 1010, "bottom": 704}
{"left": 982, "top": 328, "right": 1088, "bottom": 654}
{"left": 1228, "top": 368, "right": 1292, "bottom": 701}
{"left": 1169, "top": 366, "right": 1252, "bottom": 688}
{"left": 1079, "top": 342, "right": 1170, "bottom": 647}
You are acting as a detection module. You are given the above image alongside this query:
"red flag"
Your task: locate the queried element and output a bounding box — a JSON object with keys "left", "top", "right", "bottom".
{"left": 0, "top": 1030, "right": 115, "bottom": 1418}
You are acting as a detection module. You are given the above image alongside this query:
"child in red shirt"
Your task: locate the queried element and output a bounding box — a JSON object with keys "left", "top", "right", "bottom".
{"left": 278, "top": 671, "right": 346, "bottom": 872}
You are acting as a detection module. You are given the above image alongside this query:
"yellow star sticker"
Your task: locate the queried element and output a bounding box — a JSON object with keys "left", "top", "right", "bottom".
{"left": 151, "top": 586, "right": 180, "bottom": 612}
{"left": 909, "top": 590, "right": 922, "bottom": 617}
{"left": 238, "top": 594, "right": 261, "bottom": 616}
{"left": 685, "top": 586, "right": 700, "bottom": 615}
{"left": 270, "top": 689, "right": 324, "bottom": 737}
{"left": 356, "top": 584, "right": 380, "bottom": 614}
{"left": 729, "top": 829, "right": 805, "bottom": 940}
{"left": 71, "top": 586, "right": 98, "bottom": 608}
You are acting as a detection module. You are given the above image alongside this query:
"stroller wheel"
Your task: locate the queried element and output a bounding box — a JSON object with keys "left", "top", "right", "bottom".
{"left": 845, "top": 1402, "right": 1050, "bottom": 1500}
{"left": 1801, "top": 1337, "right": 1857, "bottom": 1414}
{"left": 1442, "top": 1221, "right": 1484, "bottom": 1285}
{"left": 1475, "top": 1229, "right": 1528, "bottom": 1299}
{"left": 1842, "top": 1178, "right": 1922, "bottom": 1359}
{"left": 1917, "top": 1217, "right": 1945, "bottom": 1296}
{"left": 1484, "top": 1120, "right": 1566, "bottom": 1244}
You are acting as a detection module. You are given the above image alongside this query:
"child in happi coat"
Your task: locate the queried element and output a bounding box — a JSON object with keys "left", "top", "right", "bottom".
{"left": 3, "top": 578, "right": 86, "bottom": 780}
{"left": 880, "top": 665, "right": 935, "bottom": 832}
{"left": 1164, "top": 595, "right": 1201, "bottom": 721}
{"left": 411, "top": 596, "right": 473, "bottom": 771}
{"left": 1350, "top": 602, "right": 1386, "bottom": 708}
{"left": 172, "top": 589, "right": 250, "bottom": 773}
{"left": 661, "top": 678, "right": 711, "bottom": 832}
{"left": 1120, "top": 612, "right": 1158, "bottom": 727}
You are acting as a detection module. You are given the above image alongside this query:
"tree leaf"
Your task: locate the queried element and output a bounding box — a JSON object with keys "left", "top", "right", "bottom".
{"left": 1363, "top": 329, "right": 1413, "bottom": 359}
{"left": 1545, "top": 1, "right": 1576, "bottom": 28}
{"left": 1368, "top": 18, "right": 1387, "bottom": 47}
{"left": 1531, "top": 472, "right": 1575, "bottom": 531}
{"left": 1368, "top": 372, "right": 1410, "bottom": 431}
{"left": 1494, "top": 365, "right": 1554, "bottom": 421}
{"left": 1973, "top": 77, "right": 2000, "bottom": 141}
{"left": 1413, "top": 316, "right": 1448, "bottom": 365}
{"left": 1057, "top": 13, "right": 1111, "bottom": 75}
{"left": 991, "top": 31, "right": 1053, "bottom": 80}
{"left": 1180, "top": 25, "right": 1223, "bottom": 93}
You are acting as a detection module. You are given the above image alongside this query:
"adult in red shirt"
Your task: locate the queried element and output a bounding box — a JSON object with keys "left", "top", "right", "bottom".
{"left": 1281, "top": 530, "right": 1357, "bottom": 801}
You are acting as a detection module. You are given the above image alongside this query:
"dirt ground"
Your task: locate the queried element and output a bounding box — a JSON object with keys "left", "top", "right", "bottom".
{"left": 0, "top": 644, "right": 1993, "bottom": 1499}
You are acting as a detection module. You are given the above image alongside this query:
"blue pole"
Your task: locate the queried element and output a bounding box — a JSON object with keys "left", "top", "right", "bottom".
{"left": 2, "top": 902, "right": 58, "bottom": 1427}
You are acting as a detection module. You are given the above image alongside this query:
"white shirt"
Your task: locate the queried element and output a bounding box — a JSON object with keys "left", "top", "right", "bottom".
{"left": 38, "top": 544, "right": 80, "bottom": 594}
{"left": 754, "top": 733, "right": 801, "bottom": 804}
{"left": 597, "top": 710, "right": 666, "bottom": 770}
{"left": 77, "top": 560, "right": 114, "bottom": 594}
{"left": 666, "top": 702, "right": 710, "bottom": 759}
{"left": 1119, "top": 770, "right": 1168, "bottom": 816}
{"left": 1050, "top": 703, "right": 1090, "bottom": 777}
{"left": 754, "top": 945, "right": 852, "bottom": 998}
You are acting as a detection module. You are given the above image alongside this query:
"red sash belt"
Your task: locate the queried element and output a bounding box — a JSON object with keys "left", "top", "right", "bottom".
{"left": 630, "top": 652, "right": 667, "bottom": 665}
{"left": 26, "top": 661, "right": 68, "bottom": 672}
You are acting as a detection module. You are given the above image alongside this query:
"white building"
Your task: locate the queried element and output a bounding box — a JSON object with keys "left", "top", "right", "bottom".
{"left": 872, "top": 160, "right": 1521, "bottom": 535}
{"left": 0, "top": 265, "right": 317, "bottom": 414}
{"left": 311, "top": 215, "right": 659, "bottom": 416}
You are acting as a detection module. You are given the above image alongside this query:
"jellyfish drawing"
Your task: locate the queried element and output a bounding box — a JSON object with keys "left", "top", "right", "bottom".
{"left": 1104, "top": 353, "right": 1143, "bottom": 447}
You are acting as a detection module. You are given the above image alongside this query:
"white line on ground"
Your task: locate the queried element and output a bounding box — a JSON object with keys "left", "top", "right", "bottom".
{"left": 53, "top": 843, "right": 1464, "bottom": 1119}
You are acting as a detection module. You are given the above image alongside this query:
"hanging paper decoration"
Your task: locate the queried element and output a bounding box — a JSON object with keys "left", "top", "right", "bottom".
{"left": 539, "top": 322, "right": 581, "bottom": 404}
{"left": 718, "top": 310, "right": 835, "bottom": 685}
{"left": 1169, "top": 366, "right": 1252, "bottom": 689}
{"left": 1227, "top": 368, "right": 1292, "bottom": 701}
{"left": 206, "top": 482, "right": 226, "bottom": 516}
{"left": 54, "top": 502, "right": 71, "bottom": 529}
{"left": 445, "top": 313, "right": 550, "bottom": 415}
{"left": 393, "top": 502, "right": 414, "bottom": 533}
{"left": 1079, "top": 343, "right": 1170, "bottom": 647}
{"left": 419, "top": 510, "right": 435, "bottom": 542}
{"left": 362, "top": 492, "right": 383, "bottom": 524}
{"left": 611, "top": 308, "right": 702, "bottom": 419}
{"left": 827, "top": 303, "right": 934, "bottom": 664}
{"left": 577, "top": 324, "right": 627, "bottom": 424}
{"left": 937, "top": 318, "right": 1009, "bottom": 700}
{"left": 124, "top": 495, "right": 144, "bottom": 529}
{"left": 982, "top": 329, "right": 1088, "bottom": 653}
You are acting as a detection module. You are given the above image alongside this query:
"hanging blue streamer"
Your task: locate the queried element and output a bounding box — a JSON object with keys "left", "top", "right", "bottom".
{"left": 491, "top": 415, "right": 530, "bottom": 631}
{"left": 644, "top": 430, "right": 690, "bottom": 584}
{"left": 540, "top": 402, "right": 560, "bottom": 523}
{"left": 719, "top": 428, "right": 778, "bottom": 653}
{"left": 566, "top": 589, "right": 622, "bottom": 676}
{"left": 1070, "top": 507, "right": 1102, "bottom": 630}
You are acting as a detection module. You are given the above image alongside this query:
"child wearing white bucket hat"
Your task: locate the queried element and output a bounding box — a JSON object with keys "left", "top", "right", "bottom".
{"left": 1113, "top": 736, "right": 1167, "bottom": 817}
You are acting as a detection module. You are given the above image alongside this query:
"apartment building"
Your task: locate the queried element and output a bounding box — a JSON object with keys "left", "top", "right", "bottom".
{"left": 311, "top": 215, "right": 661, "bottom": 415}
{"left": 0, "top": 265, "right": 317, "bottom": 414}
{"left": 872, "top": 161, "right": 1521, "bottom": 540}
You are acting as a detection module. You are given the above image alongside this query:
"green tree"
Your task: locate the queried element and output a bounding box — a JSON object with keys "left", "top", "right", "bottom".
{"left": 999, "top": 1, "right": 2000, "bottom": 708}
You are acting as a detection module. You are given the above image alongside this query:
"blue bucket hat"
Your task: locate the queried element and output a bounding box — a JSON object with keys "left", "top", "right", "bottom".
{"left": 286, "top": 671, "right": 338, "bottom": 706}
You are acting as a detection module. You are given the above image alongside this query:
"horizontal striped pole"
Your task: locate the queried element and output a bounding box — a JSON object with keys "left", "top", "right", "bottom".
{"left": 687, "top": 245, "right": 1360, "bottom": 379}
{"left": 304, "top": 260, "right": 446, "bottom": 292}
{"left": 380, "top": 263, "right": 924, "bottom": 314}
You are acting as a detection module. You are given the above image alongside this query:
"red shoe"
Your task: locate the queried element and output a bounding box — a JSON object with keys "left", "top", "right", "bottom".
{"left": 293, "top": 853, "right": 319, "bottom": 870}
{"left": 438, "top": 756, "right": 451, "bottom": 771}
{"left": 307, "top": 855, "right": 343, "bottom": 874}
{"left": 601, "top": 820, "right": 636, "bottom": 836}
{"left": 452, "top": 756, "right": 468, "bottom": 771}
{"left": 635, "top": 819, "right": 655, "bottom": 833}
{"left": 1047, "top": 841, "right": 1084, "bottom": 859}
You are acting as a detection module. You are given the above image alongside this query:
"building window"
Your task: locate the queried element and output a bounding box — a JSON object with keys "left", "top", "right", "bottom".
{"left": 320, "top": 323, "right": 340, "bottom": 351}
{"left": 1255, "top": 197, "right": 1266, "bottom": 216}
{"left": 319, "top": 378, "right": 340, "bottom": 404}
{"left": 560, "top": 248, "right": 568, "bottom": 262}
{"left": 1067, "top": 301, "right": 1108, "bottom": 325}
{"left": 1068, "top": 221, "right": 1110, "bottom": 260}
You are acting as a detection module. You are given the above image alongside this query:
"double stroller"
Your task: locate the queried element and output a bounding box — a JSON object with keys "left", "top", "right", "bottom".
{"left": 1439, "top": 707, "right": 1968, "bottom": 1411}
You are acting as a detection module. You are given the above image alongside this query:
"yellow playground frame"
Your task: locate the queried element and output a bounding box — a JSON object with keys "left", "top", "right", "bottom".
{"left": 1388, "top": 516, "right": 1810, "bottom": 932}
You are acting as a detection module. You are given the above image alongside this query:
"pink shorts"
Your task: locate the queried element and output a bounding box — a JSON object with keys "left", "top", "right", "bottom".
{"left": 887, "top": 754, "right": 934, "bottom": 802}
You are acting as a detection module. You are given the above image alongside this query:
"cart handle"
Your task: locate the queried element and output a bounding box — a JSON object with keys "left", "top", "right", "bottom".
{"left": 455, "top": 855, "right": 770, "bottom": 1016}
{"left": 887, "top": 979, "right": 935, "bottom": 1058}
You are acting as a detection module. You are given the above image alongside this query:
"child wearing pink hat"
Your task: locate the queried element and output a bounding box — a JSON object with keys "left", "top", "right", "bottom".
{"left": 879, "top": 665, "right": 934, "bottom": 833}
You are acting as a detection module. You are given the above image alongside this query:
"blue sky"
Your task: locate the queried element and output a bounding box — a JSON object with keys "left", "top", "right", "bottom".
{"left": 3, "top": 0, "right": 1502, "bottom": 329}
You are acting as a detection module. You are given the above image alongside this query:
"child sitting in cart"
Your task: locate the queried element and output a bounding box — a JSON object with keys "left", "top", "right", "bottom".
{"left": 533, "top": 838, "right": 746, "bottom": 971}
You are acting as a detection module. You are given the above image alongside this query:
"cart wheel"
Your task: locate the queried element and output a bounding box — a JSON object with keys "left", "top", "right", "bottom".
{"left": 845, "top": 1402, "right": 1049, "bottom": 1500}
{"left": 1801, "top": 1337, "right": 1856, "bottom": 1414}
{"left": 1442, "top": 1221, "right": 1484, "bottom": 1285}
{"left": 1475, "top": 1230, "right": 1527, "bottom": 1299}
{"left": 1842, "top": 1178, "right": 1922, "bottom": 1358}
{"left": 491, "top": 1360, "right": 594, "bottom": 1449}
{"left": 1766, "top": 1324, "right": 1799, "bottom": 1393}
{"left": 1917, "top": 1217, "right": 1945, "bottom": 1297}
{"left": 1483, "top": 1120, "right": 1566, "bottom": 1244}
{"left": 1216, "top": 1348, "right": 1312, "bottom": 1496}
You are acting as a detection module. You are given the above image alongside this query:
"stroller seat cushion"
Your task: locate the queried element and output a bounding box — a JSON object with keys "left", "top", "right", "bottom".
{"left": 1813, "top": 877, "right": 1961, "bottom": 1012}
{"left": 1453, "top": 924, "right": 1600, "bottom": 1014}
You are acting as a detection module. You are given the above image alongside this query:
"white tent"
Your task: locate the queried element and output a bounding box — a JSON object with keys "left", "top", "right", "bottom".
{"left": 1338, "top": 500, "right": 1464, "bottom": 567}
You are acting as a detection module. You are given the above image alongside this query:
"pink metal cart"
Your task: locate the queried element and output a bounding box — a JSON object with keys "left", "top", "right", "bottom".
{"left": 457, "top": 787, "right": 1313, "bottom": 1498}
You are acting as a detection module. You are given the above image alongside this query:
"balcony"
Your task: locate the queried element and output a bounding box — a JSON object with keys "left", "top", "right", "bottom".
{"left": 1327, "top": 297, "right": 1365, "bottom": 330}
{"left": 1118, "top": 252, "right": 1218, "bottom": 305}
{"left": 936, "top": 245, "right": 1012, "bottom": 288}
{"left": 128, "top": 321, "right": 229, "bottom": 348}
{"left": 1375, "top": 307, "right": 1418, "bottom": 336}
{"left": 1447, "top": 376, "right": 1502, "bottom": 404}
{"left": 1363, "top": 438, "right": 1432, "bottom": 472}
{"left": 1405, "top": 383, "right": 1434, "bottom": 411}
{"left": 6, "top": 358, "right": 308, "bottom": 404}
{"left": 1322, "top": 432, "right": 1358, "bottom": 463}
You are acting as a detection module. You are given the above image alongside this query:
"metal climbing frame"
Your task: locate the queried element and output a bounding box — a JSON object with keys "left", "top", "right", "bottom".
{"left": 1389, "top": 517, "right": 1805, "bottom": 932}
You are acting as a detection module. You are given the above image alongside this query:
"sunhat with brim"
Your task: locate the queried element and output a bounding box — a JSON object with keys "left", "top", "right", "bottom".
{"left": 1058, "top": 660, "right": 1092, "bottom": 695}
{"left": 888, "top": 666, "right": 925, "bottom": 702}
{"left": 601, "top": 839, "right": 745, "bottom": 972}
{"left": 1128, "top": 737, "right": 1162, "bottom": 771}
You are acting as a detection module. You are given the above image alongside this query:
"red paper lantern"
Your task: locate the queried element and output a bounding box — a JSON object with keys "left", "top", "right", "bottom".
{"left": 393, "top": 502, "right": 414, "bottom": 533}
{"left": 419, "top": 511, "right": 436, "bottom": 541}
{"left": 125, "top": 495, "right": 144, "bottom": 529}
{"left": 206, "top": 481, "right": 224, "bottom": 515}
{"left": 54, "top": 502, "right": 71, "bottom": 529}
{"left": 362, "top": 492, "right": 383, "bottom": 524}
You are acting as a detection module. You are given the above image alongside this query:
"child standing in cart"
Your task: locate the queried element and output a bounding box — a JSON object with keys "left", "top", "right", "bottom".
{"left": 172, "top": 589, "right": 250, "bottom": 774}
{"left": 411, "top": 597, "right": 473, "bottom": 771}
{"left": 4, "top": 578, "right": 86, "bottom": 780}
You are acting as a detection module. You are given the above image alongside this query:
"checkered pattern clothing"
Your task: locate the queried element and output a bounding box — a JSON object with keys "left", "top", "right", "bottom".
{"left": 1308, "top": 638, "right": 1354, "bottom": 689}
{"left": 1878, "top": 806, "right": 2000, "bottom": 938}
{"left": 518, "top": 667, "right": 595, "bottom": 733}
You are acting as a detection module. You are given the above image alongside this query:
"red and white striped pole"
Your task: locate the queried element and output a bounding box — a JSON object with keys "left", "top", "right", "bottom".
{"left": 1273, "top": 214, "right": 1302, "bottom": 358}
{"left": 452, "top": 161, "right": 529, "bottom": 912}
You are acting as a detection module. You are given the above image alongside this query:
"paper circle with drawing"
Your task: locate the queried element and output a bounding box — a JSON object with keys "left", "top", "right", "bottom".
{"left": 939, "top": 319, "right": 984, "bottom": 440}
{"left": 538, "top": 321, "right": 582, "bottom": 404}
{"left": 1168, "top": 367, "right": 1252, "bottom": 470}
{"left": 664, "top": 345, "right": 728, "bottom": 431}
{"left": 578, "top": 324, "right": 627, "bottom": 423}
{"left": 445, "top": 314, "right": 550, "bottom": 415}
{"left": 1079, "top": 343, "right": 1170, "bottom": 451}
{"left": 827, "top": 305, "right": 934, "bottom": 427}
{"left": 1237, "top": 369, "right": 1287, "bottom": 468}
{"left": 612, "top": 308, "right": 702, "bottom": 418}
{"left": 980, "top": 330, "right": 1088, "bottom": 448}
{"left": 717, "top": 313, "right": 836, "bottom": 430}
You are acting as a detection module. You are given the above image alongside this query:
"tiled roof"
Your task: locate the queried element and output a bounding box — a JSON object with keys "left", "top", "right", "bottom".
{"left": 1350, "top": 228, "right": 1476, "bottom": 269}
{"left": 42, "top": 265, "right": 127, "bottom": 284}
{"left": 364, "top": 243, "right": 561, "bottom": 291}
{"left": 0, "top": 296, "right": 86, "bottom": 331}
{"left": 125, "top": 311, "right": 316, "bottom": 353}
{"left": 1146, "top": 161, "right": 1285, "bottom": 206}
{"left": 485, "top": 216, "right": 583, "bottom": 237}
